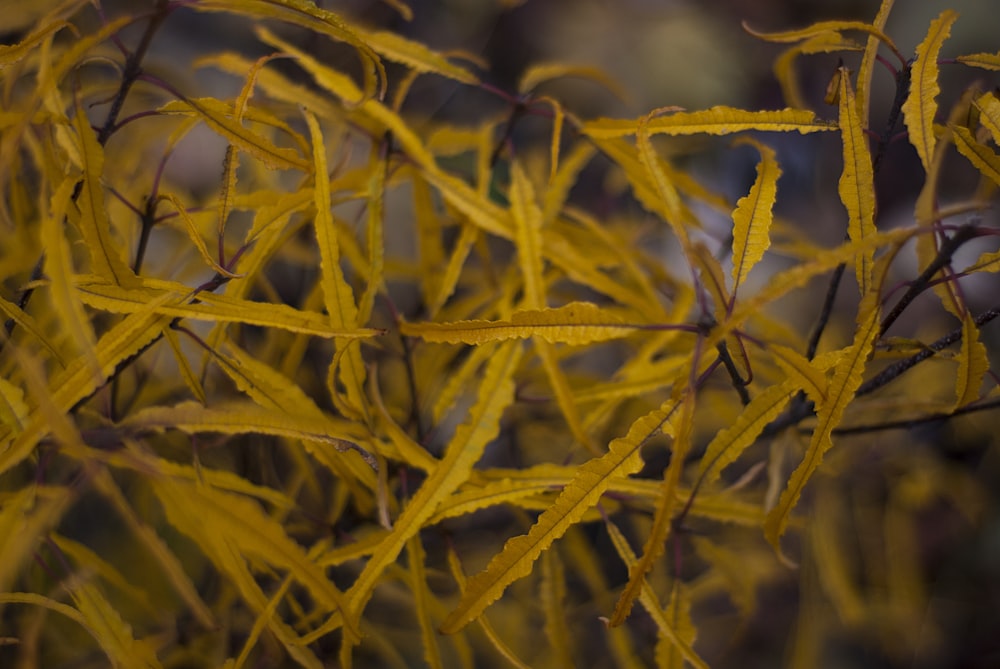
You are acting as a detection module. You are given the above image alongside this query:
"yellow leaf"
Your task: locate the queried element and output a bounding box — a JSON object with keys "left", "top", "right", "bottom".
{"left": 769, "top": 344, "right": 830, "bottom": 405}
{"left": 957, "top": 51, "right": 1000, "bottom": 71}
{"left": 836, "top": 68, "right": 877, "bottom": 295}
{"left": 810, "top": 486, "right": 865, "bottom": 625}
{"left": 656, "top": 582, "right": 698, "bottom": 669}
{"left": 973, "top": 92, "right": 1000, "bottom": 146}
{"left": 902, "top": 10, "right": 958, "bottom": 173}
{"left": 0, "top": 294, "right": 63, "bottom": 364}
{"left": 151, "top": 474, "right": 354, "bottom": 655}
{"left": 764, "top": 297, "right": 881, "bottom": 553}
{"left": 75, "top": 277, "right": 383, "bottom": 339}
{"left": 161, "top": 327, "right": 207, "bottom": 405}
{"left": 603, "top": 519, "right": 708, "bottom": 669}
{"left": 158, "top": 98, "right": 309, "bottom": 171}
{"left": 952, "top": 124, "right": 1000, "bottom": 187}
{"left": 440, "top": 397, "right": 677, "bottom": 634}
{"left": 160, "top": 193, "right": 240, "bottom": 277}
{"left": 510, "top": 159, "right": 546, "bottom": 308}
{"left": 583, "top": 106, "right": 837, "bottom": 139}
{"left": 358, "top": 146, "right": 386, "bottom": 324}
{"left": 0, "top": 486, "right": 75, "bottom": 592}
{"left": 0, "top": 375, "right": 29, "bottom": 437}
{"left": 856, "top": 0, "right": 896, "bottom": 125}
{"left": 731, "top": 138, "right": 781, "bottom": 291}
{"left": 92, "top": 471, "right": 216, "bottom": 631}
{"left": 954, "top": 311, "right": 988, "bottom": 409}
{"left": 0, "top": 297, "right": 172, "bottom": 478}
{"left": 42, "top": 174, "right": 101, "bottom": 380}
{"left": 444, "top": 548, "right": 532, "bottom": 669}
{"left": 340, "top": 342, "right": 522, "bottom": 639}
{"left": 401, "top": 302, "right": 645, "bottom": 345}
{"left": 637, "top": 110, "right": 692, "bottom": 250}
{"left": 540, "top": 548, "right": 574, "bottom": 668}
{"left": 696, "top": 382, "right": 798, "bottom": 489}
{"left": 743, "top": 19, "right": 897, "bottom": 52}
{"left": 303, "top": 109, "right": 368, "bottom": 422}
{"left": 407, "top": 535, "right": 444, "bottom": 669}
{"left": 358, "top": 28, "right": 477, "bottom": 84}
{"left": 71, "top": 104, "right": 139, "bottom": 287}
{"left": 517, "top": 61, "right": 627, "bottom": 102}
{"left": 773, "top": 32, "right": 862, "bottom": 112}
{"left": 192, "top": 0, "right": 383, "bottom": 99}
{"left": 122, "top": 400, "right": 375, "bottom": 467}
{"left": 0, "top": 19, "right": 69, "bottom": 70}
{"left": 67, "top": 579, "right": 163, "bottom": 668}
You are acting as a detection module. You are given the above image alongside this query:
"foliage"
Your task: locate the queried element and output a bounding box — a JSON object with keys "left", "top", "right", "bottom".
{"left": 1, "top": 0, "right": 999, "bottom": 666}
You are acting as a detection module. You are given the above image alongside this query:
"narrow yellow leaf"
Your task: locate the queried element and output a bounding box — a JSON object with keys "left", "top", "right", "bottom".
{"left": 160, "top": 193, "right": 240, "bottom": 277}
{"left": 0, "top": 297, "right": 172, "bottom": 478}
{"left": 440, "top": 398, "right": 678, "bottom": 634}
{"left": 657, "top": 582, "right": 697, "bottom": 669}
{"left": 0, "top": 592, "right": 87, "bottom": 629}
{"left": 0, "top": 375, "right": 29, "bottom": 437}
{"left": 358, "top": 146, "right": 386, "bottom": 323}
{"left": 731, "top": 138, "right": 781, "bottom": 290}
{"left": 0, "top": 486, "right": 75, "bottom": 592}
{"left": 857, "top": 0, "right": 896, "bottom": 125}
{"left": 518, "top": 62, "right": 627, "bottom": 102}
{"left": 584, "top": 106, "right": 837, "bottom": 139}
{"left": 902, "top": 10, "right": 958, "bottom": 173}
{"left": 93, "top": 470, "right": 216, "bottom": 630}
{"left": 540, "top": 548, "right": 574, "bottom": 668}
{"left": 697, "top": 382, "right": 798, "bottom": 489}
{"left": 764, "top": 298, "right": 881, "bottom": 553}
{"left": 340, "top": 343, "right": 522, "bottom": 635}
{"left": 837, "top": 68, "right": 877, "bottom": 294}
{"left": 303, "top": 109, "right": 368, "bottom": 422}
{"left": 973, "top": 92, "right": 1000, "bottom": 146}
{"left": 445, "top": 547, "right": 532, "bottom": 669}
{"left": 769, "top": 344, "right": 829, "bottom": 405}
{"left": 151, "top": 474, "right": 358, "bottom": 642}
{"left": 71, "top": 103, "right": 139, "bottom": 287}
{"left": 952, "top": 124, "right": 1000, "bottom": 187}
{"left": 954, "top": 311, "right": 988, "bottom": 409}
{"left": 510, "top": 159, "right": 546, "bottom": 308}
{"left": 192, "top": 0, "right": 383, "bottom": 99}
{"left": 0, "top": 19, "right": 69, "bottom": 70}
{"left": 407, "top": 535, "right": 444, "bottom": 669}
{"left": 67, "top": 579, "right": 163, "bottom": 669}
{"left": 603, "top": 519, "right": 709, "bottom": 669}
{"left": 773, "top": 32, "right": 862, "bottom": 111}
{"left": 161, "top": 327, "right": 207, "bottom": 405}
{"left": 158, "top": 98, "right": 309, "bottom": 171}
{"left": 611, "top": 379, "right": 698, "bottom": 627}
{"left": 637, "top": 110, "right": 692, "bottom": 249}
{"left": 359, "top": 28, "right": 478, "bottom": 84}
{"left": 75, "top": 278, "right": 383, "bottom": 339}
{"left": 42, "top": 174, "right": 101, "bottom": 380}
{"left": 121, "top": 400, "right": 375, "bottom": 467}
{"left": 743, "top": 19, "right": 897, "bottom": 51}
{"left": 401, "top": 302, "right": 643, "bottom": 345}
{"left": 811, "top": 486, "right": 865, "bottom": 625}
{"left": 957, "top": 51, "right": 1000, "bottom": 71}
{"left": 0, "top": 294, "right": 63, "bottom": 364}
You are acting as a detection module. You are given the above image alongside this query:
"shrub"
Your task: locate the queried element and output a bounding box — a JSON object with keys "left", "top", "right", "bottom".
{"left": 1, "top": 1, "right": 999, "bottom": 667}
